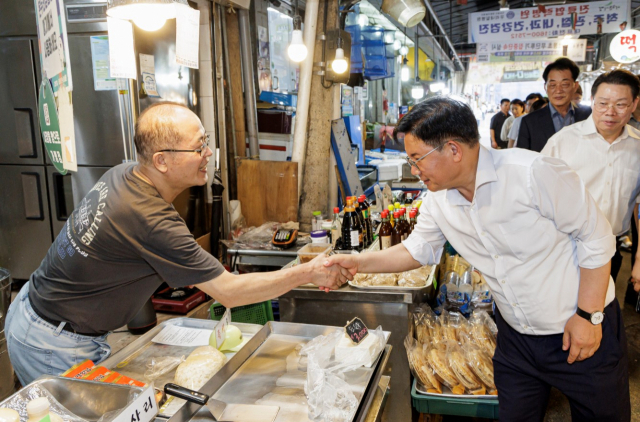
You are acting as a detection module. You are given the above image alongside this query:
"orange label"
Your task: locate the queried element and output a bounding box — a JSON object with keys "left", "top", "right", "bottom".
{"left": 61, "top": 360, "right": 95, "bottom": 379}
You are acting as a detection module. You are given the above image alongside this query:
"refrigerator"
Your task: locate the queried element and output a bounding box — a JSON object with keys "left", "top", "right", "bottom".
{"left": 0, "top": 0, "right": 198, "bottom": 281}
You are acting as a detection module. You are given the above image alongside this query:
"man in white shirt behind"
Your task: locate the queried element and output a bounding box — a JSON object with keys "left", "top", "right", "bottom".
{"left": 326, "top": 97, "right": 630, "bottom": 421}
{"left": 542, "top": 69, "right": 640, "bottom": 286}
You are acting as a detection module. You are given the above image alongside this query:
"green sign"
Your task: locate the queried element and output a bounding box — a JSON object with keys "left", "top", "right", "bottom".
{"left": 38, "top": 79, "right": 67, "bottom": 175}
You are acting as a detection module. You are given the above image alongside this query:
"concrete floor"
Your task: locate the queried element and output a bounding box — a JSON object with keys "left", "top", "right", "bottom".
{"left": 441, "top": 249, "right": 640, "bottom": 422}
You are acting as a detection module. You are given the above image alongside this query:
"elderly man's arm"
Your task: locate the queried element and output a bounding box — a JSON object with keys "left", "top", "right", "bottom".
{"left": 196, "top": 253, "right": 348, "bottom": 308}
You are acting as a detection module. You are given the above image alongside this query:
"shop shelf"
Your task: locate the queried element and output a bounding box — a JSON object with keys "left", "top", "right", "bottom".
{"left": 210, "top": 300, "right": 275, "bottom": 325}
{"left": 411, "top": 379, "right": 499, "bottom": 419}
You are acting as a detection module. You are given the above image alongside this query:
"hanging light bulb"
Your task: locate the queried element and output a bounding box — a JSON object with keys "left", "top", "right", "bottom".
{"left": 411, "top": 80, "right": 425, "bottom": 99}
{"left": 288, "top": 29, "right": 307, "bottom": 62}
{"left": 107, "top": 0, "right": 186, "bottom": 32}
{"left": 393, "top": 39, "right": 402, "bottom": 50}
{"left": 358, "top": 14, "right": 369, "bottom": 27}
{"left": 401, "top": 57, "right": 410, "bottom": 81}
{"left": 399, "top": 45, "right": 409, "bottom": 56}
{"left": 332, "top": 48, "right": 348, "bottom": 74}
{"left": 287, "top": 2, "right": 307, "bottom": 63}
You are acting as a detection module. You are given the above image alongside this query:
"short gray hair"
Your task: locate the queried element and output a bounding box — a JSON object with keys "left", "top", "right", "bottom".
{"left": 134, "top": 102, "right": 191, "bottom": 165}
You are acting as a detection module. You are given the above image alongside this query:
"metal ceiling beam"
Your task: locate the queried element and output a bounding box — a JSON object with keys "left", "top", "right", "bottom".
{"left": 422, "top": 0, "right": 464, "bottom": 71}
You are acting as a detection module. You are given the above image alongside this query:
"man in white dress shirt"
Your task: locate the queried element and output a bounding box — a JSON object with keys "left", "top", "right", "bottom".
{"left": 542, "top": 69, "right": 640, "bottom": 285}
{"left": 327, "top": 97, "right": 630, "bottom": 421}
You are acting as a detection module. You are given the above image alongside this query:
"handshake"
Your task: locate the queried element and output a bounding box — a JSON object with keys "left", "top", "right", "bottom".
{"left": 304, "top": 253, "right": 360, "bottom": 292}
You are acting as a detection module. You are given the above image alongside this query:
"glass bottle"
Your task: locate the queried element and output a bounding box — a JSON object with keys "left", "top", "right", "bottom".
{"left": 341, "top": 198, "right": 363, "bottom": 251}
{"left": 391, "top": 211, "right": 403, "bottom": 246}
{"left": 358, "top": 195, "right": 373, "bottom": 246}
{"left": 353, "top": 198, "right": 367, "bottom": 248}
{"left": 379, "top": 211, "right": 393, "bottom": 250}
{"left": 330, "top": 207, "right": 341, "bottom": 248}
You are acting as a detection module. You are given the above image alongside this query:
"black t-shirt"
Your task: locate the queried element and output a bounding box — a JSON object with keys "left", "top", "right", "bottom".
{"left": 29, "top": 163, "right": 225, "bottom": 334}
{"left": 490, "top": 111, "right": 510, "bottom": 139}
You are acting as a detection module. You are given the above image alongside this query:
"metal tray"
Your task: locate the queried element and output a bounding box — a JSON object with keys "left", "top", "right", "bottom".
{"left": 348, "top": 265, "right": 435, "bottom": 291}
{"left": 0, "top": 376, "right": 144, "bottom": 421}
{"left": 167, "top": 321, "right": 391, "bottom": 422}
{"left": 415, "top": 382, "right": 498, "bottom": 400}
{"left": 101, "top": 318, "right": 262, "bottom": 396}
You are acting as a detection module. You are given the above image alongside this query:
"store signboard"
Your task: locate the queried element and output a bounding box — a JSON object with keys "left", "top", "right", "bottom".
{"left": 610, "top": 29, "right": 640, "bottom": 64}
{"left": 34, "top": 0, "right": 73, "bottom": 92}
{"left": 468, "top": 1, "right": 629, "bottom": 43}
{"left": 466, "top": 59, "right": 547, "bottom": 85}
{"left": 477, "top": 39, "right": 586, "bottom": 63}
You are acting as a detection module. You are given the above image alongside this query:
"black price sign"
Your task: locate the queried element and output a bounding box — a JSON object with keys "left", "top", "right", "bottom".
{"left": 345, "top": 317, "right": 369, "bottom": 345}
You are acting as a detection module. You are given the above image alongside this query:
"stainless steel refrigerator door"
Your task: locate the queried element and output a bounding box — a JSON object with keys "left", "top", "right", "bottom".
{"left": 0, "top": 38, "right": 43, "bottom": 165}
{"left": 0, "top": 0, "right": 37, "bottom": 37}
{"left": 46, "top": 165, "right": 111, "bottom": 236}
{"left": 66, "top": 35, "right": 126, "bottom": 166}
{"left": 0, "top": 165, "right": 52, "bottom": 280}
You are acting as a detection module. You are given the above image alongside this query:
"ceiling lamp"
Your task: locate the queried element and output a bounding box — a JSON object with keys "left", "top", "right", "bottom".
{"left": 332, "top": 47, "right": 348, "bottom": 74}
{"left": 393, "top": 39, "right": 402, "bottom": 50}
{"left": 288, "top": 1, "right": 307, "bottom": 63}
{"left": 401, "top": 57, "right": 410, "bottom": 81}
{"left": 107, "top": 0, "right": 188, "bottom": 31}
{"left": 399, "top": 45, "right": 409, "bottom": 56}
{"left": 381, "top": 0, "right": 426, "bottom": 28}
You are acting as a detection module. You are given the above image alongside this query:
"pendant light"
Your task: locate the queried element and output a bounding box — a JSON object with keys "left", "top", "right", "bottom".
{"left": 411, "top": 28, "right": 424, "bottom": 99}
{"left": 332, "top": 44, "right": 348, "bottom": 74}
{"left": 107, "top": 0, "right": 188, "bottom": 32}
{"left": 287, "top": 0, "right": 308, "bottom": 62}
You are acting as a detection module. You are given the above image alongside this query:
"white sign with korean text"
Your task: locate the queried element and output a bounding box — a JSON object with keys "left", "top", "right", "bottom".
{"left": 34, "top": 0, "right": 73, "bottom": 92}
{"left": 214, "top": 308, "right": 231, "bottom": 350}
{"left": 107, "top": 17, "right": 137, "bottom": 79}
{"left": 112, "top": 384, "right": 157, "bottom": 422}
{"left": 176, "top": 5, "right": 200, "bottom": 69}
{"left": 477, "top": 39, "right": 587, "bottom": 63}
{"left": 469, "top": 1, "right": 629, "bottom": 43}
{"left": 610, "top": 30, "right": 640, "bottom": 64}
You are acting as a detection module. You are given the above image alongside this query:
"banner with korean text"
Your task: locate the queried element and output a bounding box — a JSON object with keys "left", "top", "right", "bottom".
{"left": 469, "top": 1, "right": 629, "bottom": 44}
{"left": 477, "top": 39, "right": 586, "bottom": 63}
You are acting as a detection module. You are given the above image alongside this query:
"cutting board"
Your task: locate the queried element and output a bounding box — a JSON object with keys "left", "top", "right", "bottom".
{"left": 237, "top": 160, "right": 298, "bottom": 226}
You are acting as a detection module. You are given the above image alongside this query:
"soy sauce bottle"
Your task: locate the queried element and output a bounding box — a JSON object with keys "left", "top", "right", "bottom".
{"left": 342, "top": 198, "right": 363, "bottom": 251}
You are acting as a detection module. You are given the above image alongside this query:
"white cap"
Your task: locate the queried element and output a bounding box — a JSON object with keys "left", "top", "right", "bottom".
{"left": 27, "top": 397, "right": 51, "bottom": 418}
{"left": 0, "top": 408, "right": 20, "bottom": 422}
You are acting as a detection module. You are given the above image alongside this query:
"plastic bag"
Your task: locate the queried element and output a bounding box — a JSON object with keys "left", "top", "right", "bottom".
{"left": 413, "top": 305, "right": 436, "bottom": 344}
{"left": 469, "top": 312, "right": 497, "bottom": 357}
{"left": 470, "top": 273, "right": 493, "bottom": 313}
{"left": 404, "top": 336, "right": 442, "bottom": 394}
{"left": 302, "top": 327, "right": 385, "bottom": 422}
{"left": 397, "top": 266, "right": 430, "bottom": 288}
{"left": 425, "top": 340, "right": 462, "bottom": 391}
{"left": 447, "top": 311, "right": 471, "bottom": 345}
{"left": 446, "top": 341, "right": 484, "bottom": 395}
{"left": 144, "top": 355, "right": 185, "bottom": 383}
{"left": 462, "top": 343, "right": 496, "bottom": 391}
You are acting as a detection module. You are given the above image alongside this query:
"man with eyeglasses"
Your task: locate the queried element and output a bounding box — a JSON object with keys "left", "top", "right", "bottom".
{"left": 518, "top": 58, "right": 591, "bottom": 152}
{"left": 5, "top": 102, "right": 348, "bottom": 385}
{"left": 542, "top": 70, "right": 640, "bottom": 288}
{"left": 327, "top": 97, "right": 630, "bottom": 421}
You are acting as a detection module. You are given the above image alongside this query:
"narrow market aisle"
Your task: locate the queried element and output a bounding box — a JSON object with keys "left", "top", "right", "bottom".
{"left": 438, "top": 250, "right": 640, "bottom": 422}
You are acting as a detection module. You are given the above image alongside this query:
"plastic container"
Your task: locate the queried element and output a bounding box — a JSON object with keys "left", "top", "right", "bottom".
{"left": 0, "top": 408, "right": 19, "bottom": 422}
{"left": 210, "top": 301, "right": 274, "bottom": 325}
{"left": 297, "top": 243, "right": 332, "bottom": 264}
{"left": 26, "top": 398, "right": 63, "bottom": 422}
{"left": 411, "top": 380, "right": 499, "bottom": 418}
{"left": 310, "top": 230, "right": 329, "bottom": 244}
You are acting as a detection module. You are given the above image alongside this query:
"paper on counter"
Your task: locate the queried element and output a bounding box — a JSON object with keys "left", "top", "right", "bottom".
{"left": 151, "top": 325, "right": 212, "bottom": 347}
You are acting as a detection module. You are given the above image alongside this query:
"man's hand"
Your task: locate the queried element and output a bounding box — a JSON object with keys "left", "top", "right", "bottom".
{"left": 307, "top": 253, "right": 353, "bottom": 293}
{"left": 562, "top": 314, "right": 602, "bottom": 364}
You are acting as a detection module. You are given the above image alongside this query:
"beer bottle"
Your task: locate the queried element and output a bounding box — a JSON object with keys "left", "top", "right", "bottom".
{"left": 342, "top": 198, "right": 363, "bottom": 251}
{"left": 379, "top": 211, "right": 393, "bottom": 250}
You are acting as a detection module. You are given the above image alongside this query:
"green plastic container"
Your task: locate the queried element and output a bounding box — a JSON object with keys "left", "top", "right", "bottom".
{"left": 209, "top": 301, "right": 274, "bottom": 325}
{"left": 411, "top": 380, "right": 499, "bottom": 419}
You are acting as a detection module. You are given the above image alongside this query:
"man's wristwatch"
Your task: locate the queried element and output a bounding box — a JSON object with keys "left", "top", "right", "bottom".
{"left": 576, "top": 307, "right": 605, "bottom": 325}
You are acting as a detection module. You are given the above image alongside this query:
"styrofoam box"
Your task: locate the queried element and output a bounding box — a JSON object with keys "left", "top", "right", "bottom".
{"left": 368, "top": 159, "right": 405, "bottom": 181}
{"left": 245, "top": 132, "right": 293, "bottom": 161}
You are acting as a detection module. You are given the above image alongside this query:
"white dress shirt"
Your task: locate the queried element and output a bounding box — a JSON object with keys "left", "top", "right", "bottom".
{"left": 541, "top": 115, "right": 640, "bottom": 236}
{"left": 500, "top": 115, "right": 515, "bottom": 142}
{"left": 403, "top": 145, "right": 615, "bottom": 335}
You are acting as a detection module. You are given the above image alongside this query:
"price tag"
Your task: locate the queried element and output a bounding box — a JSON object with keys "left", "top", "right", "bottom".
{"left": 214, "top": 307, "right": 231, "bottom": 349}
{"left": 112, "top": 384, "right": 157, "bottom": 422}
{"left": 345, "top": 317, "right": 369, "bottom": 345}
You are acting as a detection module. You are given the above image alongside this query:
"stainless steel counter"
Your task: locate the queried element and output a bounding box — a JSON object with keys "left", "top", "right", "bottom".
{"left": 279, "top": 285, "right": 432, "bottom": 422}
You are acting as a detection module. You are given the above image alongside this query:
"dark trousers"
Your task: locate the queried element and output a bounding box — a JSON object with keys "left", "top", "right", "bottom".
{"left": 611, "top": 236, "right": 624, "bottom": 282}
{"left": 493, "top": 301, "right": 630, "bottom": 422}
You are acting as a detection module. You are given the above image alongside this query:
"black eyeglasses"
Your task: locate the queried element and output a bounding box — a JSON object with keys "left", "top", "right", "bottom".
{"left": 158, "top": 134, "right": 210, "bottom": 157}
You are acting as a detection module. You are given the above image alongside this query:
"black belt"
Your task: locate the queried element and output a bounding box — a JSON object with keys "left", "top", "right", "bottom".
{"left": 30, "top": 300, "right": 103, "bottom": 337}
